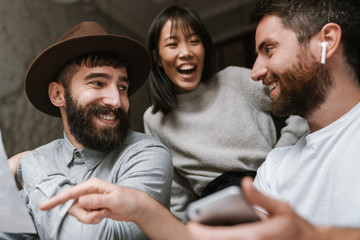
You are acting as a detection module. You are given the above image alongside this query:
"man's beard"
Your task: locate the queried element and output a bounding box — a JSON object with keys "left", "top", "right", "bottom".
{"left": 270, "top": 52, "right": 333, "bottom": 118}
{"left": 64, "top": 91, "right": 130, "bottom": 152}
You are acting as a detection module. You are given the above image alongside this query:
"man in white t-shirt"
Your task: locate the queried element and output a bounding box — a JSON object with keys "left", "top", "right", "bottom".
{"left": 188, "top": 0, "right": 360, "bottom": 239}
{"left": 248, "top": 0, "right": 360, "bottom": 228}
{"left": 0, "top": 130, "right": 7, "bottom": 162}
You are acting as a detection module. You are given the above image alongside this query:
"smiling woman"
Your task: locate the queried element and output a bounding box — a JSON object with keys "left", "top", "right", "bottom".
{"left": 157, "top": 18, "right": 205, "bottom": 93}
{"left": 143, "top": 5, "right": 309, "bottom": 222}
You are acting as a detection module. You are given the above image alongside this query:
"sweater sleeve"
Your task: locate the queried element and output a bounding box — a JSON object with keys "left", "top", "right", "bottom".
{"left": 275, "top": 115, "right": 309, "bottom": 148}
{"left": 143, "top": 106, "right": 155, "bottom": 136}
{"left": 221, "top": 66, "right": 271, "bottom": 112}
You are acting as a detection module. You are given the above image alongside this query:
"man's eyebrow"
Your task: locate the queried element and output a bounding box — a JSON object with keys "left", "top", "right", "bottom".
{"left": 84, "top": 72, "right": 111, "bottom": 80}
{"left": 84, "top": 72, "right": 129, "bottom": 85}
{"left": 257, "top": 40, "right": 267, "bottom": 54}
{"left": 119, "top": 76, "right": 129, "bottom": 85}
{"left": 255, "top": 38, "right": 277, "bottom": 55}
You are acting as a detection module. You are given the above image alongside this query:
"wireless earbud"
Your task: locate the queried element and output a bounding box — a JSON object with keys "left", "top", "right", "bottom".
{"left": 321, "top": 41, "right": 329, "bottom": 64}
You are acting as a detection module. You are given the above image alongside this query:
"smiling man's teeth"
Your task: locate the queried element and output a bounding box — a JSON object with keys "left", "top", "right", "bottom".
{"left": 269, "top": 82, "right": 279, "bottom": 92}
{"left": 99, "top": 114, "right": 115, "bottom": 121}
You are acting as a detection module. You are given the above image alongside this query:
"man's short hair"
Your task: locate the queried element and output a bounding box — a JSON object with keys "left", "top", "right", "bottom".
{"left": 56, "top": 52, "right": 127, "bottom": 91}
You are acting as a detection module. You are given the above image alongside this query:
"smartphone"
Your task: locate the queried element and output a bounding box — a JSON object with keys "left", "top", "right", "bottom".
{"left": 186, "top": 185, "right": 260, "bottom": 226}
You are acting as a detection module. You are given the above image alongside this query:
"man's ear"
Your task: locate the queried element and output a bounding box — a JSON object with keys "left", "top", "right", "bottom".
{"left": 48, "top": 82, "right": 65, "bottom": 107}
{"left": 319, "top": 23, "right": 342, "bottom": 61}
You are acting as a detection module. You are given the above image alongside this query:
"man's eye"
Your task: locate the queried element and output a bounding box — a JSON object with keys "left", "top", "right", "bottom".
{"left": 91, "top": 81, "right": 103, "bottom": 86}
{"left": 119, "top": 86, "right": 128, "bottom": 91}
{"left": 265, "top": 46, "right": 274, "bottom": 55}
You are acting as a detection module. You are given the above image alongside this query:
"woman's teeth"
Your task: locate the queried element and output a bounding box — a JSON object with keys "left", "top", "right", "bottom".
{"left": 178, "top": 64, "right": 196, "bottom": 74}
{"left": 180, "top": 64, "right": 194, "bottom": 70}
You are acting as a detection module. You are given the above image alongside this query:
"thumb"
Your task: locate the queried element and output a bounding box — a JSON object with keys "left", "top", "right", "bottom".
{"left": 241, "top": 177, "right": 285, "bottom": 216}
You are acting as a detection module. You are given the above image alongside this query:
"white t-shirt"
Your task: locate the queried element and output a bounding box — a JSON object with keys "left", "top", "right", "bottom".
{"left": 254, "top": 102, "right": 360, "bottom": 227}
{"left": 0, "top": 130, "right": 7, "bottom": 161}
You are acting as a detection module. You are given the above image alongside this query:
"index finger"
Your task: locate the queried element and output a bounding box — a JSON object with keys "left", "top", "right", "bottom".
{"left": 39, "top": 178, "right": 106, "bottom": 210}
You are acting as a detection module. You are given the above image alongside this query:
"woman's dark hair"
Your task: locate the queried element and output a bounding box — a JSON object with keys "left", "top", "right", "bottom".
{"left": 147, "top": 5, "right": 216, "bottom": 114}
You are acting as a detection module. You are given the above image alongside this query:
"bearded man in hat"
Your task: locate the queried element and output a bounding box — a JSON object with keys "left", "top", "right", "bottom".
{"left": 2, "top": 21, "right": 173, "bottom": 240}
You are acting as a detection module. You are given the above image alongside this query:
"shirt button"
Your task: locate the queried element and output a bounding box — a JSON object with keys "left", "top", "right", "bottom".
{"left": 71, "top": 181, "right": 77, "bottom": 186}
{"left": 75, "top": 152, "right": 81, "bottom": 158}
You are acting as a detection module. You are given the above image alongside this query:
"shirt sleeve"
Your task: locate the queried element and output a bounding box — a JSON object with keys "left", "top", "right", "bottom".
{"left": 109, "top": 138, "right": 173, "bottom": 207}
{"left": 252, "top": 147, "right": 291, "bottom": 215}
{"left": 252, "top": 157, "right": 271, "bottom": 215}
{"left": 95, "top": 139, "right": 173, "bottom": 239}
{"left": 16, "top": 152, "right": 92, "bottom": 240}
{"left": 169, "top": 170, "right": 197, "bottom": 223}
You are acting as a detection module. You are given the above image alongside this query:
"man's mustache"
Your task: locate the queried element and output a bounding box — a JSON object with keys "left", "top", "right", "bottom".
{"left": 85, "top": 104, "right": 127, "bottom": 119}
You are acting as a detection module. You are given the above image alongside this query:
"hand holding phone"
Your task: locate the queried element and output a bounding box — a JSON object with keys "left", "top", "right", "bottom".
{"left": 186, "top": 185, "right": 260, "bottom": 226}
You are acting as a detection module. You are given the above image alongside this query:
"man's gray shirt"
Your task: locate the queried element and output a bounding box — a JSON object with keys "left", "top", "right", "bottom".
{"left": 4, "top": 131, "right": 173, "bottom": 240}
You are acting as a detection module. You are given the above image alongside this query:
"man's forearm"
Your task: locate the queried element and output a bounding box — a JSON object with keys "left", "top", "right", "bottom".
{"left": 134, "top": 191, "right": 191, "bottom": 240}
{"left": 317, "top": 226, "right": 360, "bottom": 240}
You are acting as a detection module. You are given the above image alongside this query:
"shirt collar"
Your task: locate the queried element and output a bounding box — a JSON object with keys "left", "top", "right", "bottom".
{"left": 62, "top": 133, "right": 108, "bottom": 170}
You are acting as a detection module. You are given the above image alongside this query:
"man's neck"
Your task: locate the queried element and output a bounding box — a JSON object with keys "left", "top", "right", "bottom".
{"left": 63, "top": 126, "right": 84, "bottom": 149}
{"left": 60, "top": 112, "right": 85, "bottom": 149}
{"left": 307, "top": 75, "right": 360, "bottom": 132}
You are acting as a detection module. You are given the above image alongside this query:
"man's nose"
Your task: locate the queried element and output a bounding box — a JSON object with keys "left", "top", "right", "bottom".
{"left": 251, "top": 57, "right": 267, "bottom": 82}
{"left": 102, "top": 86, "right": 122, "bottom": 109}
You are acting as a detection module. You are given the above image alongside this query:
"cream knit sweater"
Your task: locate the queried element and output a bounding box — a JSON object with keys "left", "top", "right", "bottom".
{"left": 144, "top": 66, "right": 309, "bottom": 221}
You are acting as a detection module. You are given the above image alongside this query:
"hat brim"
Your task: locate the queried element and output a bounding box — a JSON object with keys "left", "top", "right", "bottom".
{"left": 25, "top": 35, "right": 151, "bottom": 117}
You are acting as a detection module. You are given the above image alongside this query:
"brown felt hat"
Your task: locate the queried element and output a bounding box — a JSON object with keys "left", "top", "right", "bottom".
{"left": 25, "top": 21, "right": 151, "bottom": 117}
